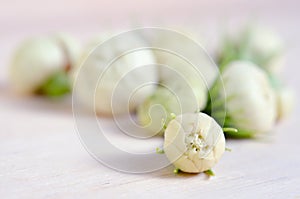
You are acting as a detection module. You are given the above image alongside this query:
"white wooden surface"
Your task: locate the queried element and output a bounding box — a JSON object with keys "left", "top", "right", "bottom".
{"left": 0, "top": 89, "right": 299, "bottom": 198}
{"left": 1, "top": 0, "right": 300, "bottom": 198}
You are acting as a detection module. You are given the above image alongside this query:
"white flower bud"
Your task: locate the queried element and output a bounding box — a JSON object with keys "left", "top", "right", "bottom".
{"left": 218, "top": 25, "right": 285, "bottom": 74}
{"left": 137, "top": 84, "right": 204, "bottom": 136}
{"left": 157, "top": 52, "right": 209, "bottom": 111}
{"left": 243, "top": 26, "right": 285, "bottom": 74}
{"left": 164, "top": 112, "right": 225, "bottom": 173}
{"left": 10, "top": 34, "right": 80, "bottom": 95}
{"left": 219, "top": 61, "right": 277, "bottom": 134}
{"left": 73, "top": 33, "right": 158, "bottom": 116}
{"left": 54, "top": 33, "right": 81, "bottom": 70}
{"left": 152, "top": 29, "right": 217, "bottom": 93}
{"left": 276, "top": 87, "right": 295, "bottom": 121}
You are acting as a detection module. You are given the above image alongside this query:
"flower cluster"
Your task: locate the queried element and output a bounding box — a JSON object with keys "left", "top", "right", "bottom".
{"left": 214, "top": 25, "right": 294, "bottom": 132}
{"left": 9, "top": 25, "right": 294, "bottom": 175}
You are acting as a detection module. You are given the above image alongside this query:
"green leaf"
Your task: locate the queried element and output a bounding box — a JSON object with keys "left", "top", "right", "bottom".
{"left": 36, "top": 71, "right": 71, "bottom": 97}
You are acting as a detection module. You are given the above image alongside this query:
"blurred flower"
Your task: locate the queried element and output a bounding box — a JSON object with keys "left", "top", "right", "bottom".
{"left": 72, "top": 33, "right": 158, "bottom": 116}
{"left": 268, "top": 74, "right": 295, "bottom": 121}
{"left": 217, "top": 25, "right": 285, "bottom": 74}
{"left": 207, "top": 61, "right": 277, "bottom": 137}
{"left": 164, "top": 112, "right": 225, "bottom": 173}
{"left": 137, "top": 83, "right": 205, "bottom": 136}
{"left": 10, "top": 33, "right": 80, "bottom": 96}
{"left": 276, "top": 86, "right": 295, "bottom": 121}
{"left": 152, "top": 28, "right": 217, "bottom": 90}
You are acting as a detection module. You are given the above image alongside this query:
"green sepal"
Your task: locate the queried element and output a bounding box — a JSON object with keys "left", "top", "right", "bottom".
{"left": 204, "top": 169, "right": 215, "bottom": 177}
{"left": 155, "top": 147, "right": 164, "bottom": 154}
{"left": 173, "top": 168, "right": 180, "bottom": 174}
{"left": 36, "top": 71, "right": 71, "bottom": 97}
{"left": 224, "top": 129, "right": 254, "bottom": 139}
